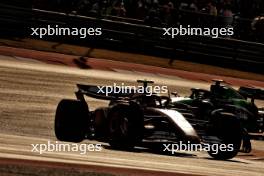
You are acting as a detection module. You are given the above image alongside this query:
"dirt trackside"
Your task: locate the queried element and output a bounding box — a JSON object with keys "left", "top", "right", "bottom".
{"left": 0, "top": 38, "right": 263, "bottom": 82}
{"left": 0, "top": 158, "right": 202, "bottom": 176}
{"left": 0, "top": 45, "right": 264, "bottom": 88}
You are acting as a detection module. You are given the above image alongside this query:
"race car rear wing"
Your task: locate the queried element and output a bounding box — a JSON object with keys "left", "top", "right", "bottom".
{"left": 75, "top": 84, "right": 134, "bottom": 101}
{"left": 239, "top": 86, "right": 264, "bottom": 102}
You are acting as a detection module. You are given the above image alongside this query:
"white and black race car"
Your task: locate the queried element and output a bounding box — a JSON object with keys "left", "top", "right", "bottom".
{"left": 55, "top": 80, "right": 244, "bottom": 160}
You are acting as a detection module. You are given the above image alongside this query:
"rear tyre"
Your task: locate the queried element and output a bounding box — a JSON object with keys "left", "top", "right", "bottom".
{"left": 108, "top": 103, "right": 144, "bottom": 149}
{"left": 55, "top": 99, "right": 89, "bottom": 142}
{"left": 207, "top": 111, "right": 242, "bottom": 160}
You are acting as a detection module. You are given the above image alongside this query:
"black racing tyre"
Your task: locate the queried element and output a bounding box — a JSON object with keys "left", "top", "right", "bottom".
{"left": 108, "top": 103, "right": 144, "bottom": 149}
{"left": 55, "top": 99, "right": 89, "bottom": 142}
{"left": 207, "top": 111, "right": 242, "bottom": 160}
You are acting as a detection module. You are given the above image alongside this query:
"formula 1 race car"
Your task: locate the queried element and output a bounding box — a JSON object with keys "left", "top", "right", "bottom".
{"left": 168, "top": 80, "right": 264, "bottom": 153}
{"left": 169, "top": 80, "right": 264, "bottom": 132}
{"left": 54, "top": 80, "right": 244, "bottom": 160}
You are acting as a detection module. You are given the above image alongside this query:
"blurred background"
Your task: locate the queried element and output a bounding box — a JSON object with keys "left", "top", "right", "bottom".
{"left": 32, "top": 0, "right": 264, "bottom": 43}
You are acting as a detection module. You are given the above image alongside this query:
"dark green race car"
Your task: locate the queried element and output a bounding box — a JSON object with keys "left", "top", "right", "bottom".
{"left": 168, "top": 80, "right": 264, "bottom": 156}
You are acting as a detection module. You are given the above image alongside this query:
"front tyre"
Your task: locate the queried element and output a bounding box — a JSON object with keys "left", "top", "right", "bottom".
{"left": 55, "top": 99, "right": 89, "bottom": 142}
{"left": 208, "top": 111, "right": 242, "bottom": 160}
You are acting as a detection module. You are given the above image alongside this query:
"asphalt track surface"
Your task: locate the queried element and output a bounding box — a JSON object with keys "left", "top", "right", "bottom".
{"left": 0, "top": 56, "right": 263, "bottom": 176}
